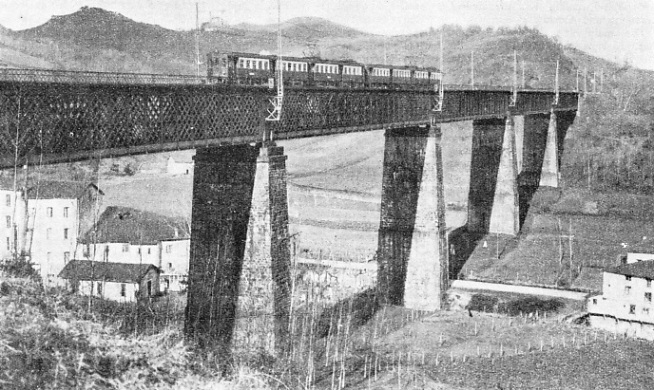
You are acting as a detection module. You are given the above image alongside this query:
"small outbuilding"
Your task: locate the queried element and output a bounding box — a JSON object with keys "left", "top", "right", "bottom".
{"left": 59, "top": 260, "right": 160, "bottom": 302}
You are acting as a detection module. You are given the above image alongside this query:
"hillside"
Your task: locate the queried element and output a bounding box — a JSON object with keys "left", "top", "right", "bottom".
{"left": 0, "top": 7, "right": 614, "bottom": 89}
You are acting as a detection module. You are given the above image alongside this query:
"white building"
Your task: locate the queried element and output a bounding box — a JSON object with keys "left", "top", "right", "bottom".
{"left": 76, "top": 206, "right": 190, "bottom": 292}
{"left": 25, "top": 181, "right": 103, "bottom": 286}
{"left": 166, "top": 157, "right": 193, "bottom": 176}
{"left": 58, "top": 259, "right": 160, "bottom": 302}
{"left": 159, "top": 238, "right": 190, "bottom": 291}
{"left": 588, "top": 258, "right": 654, "bottom": 340}
{"left": 0, "top": 181, "right": 27, "bottom": 261}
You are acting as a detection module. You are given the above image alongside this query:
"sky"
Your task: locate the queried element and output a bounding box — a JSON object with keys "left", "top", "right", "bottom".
{"left": 1, "top": 0, "right": 653, "bottom": 70}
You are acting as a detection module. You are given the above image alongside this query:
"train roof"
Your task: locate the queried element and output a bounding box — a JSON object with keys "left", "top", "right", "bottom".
{"left": 207, "top": 50, "right": 442, "bottom": 72}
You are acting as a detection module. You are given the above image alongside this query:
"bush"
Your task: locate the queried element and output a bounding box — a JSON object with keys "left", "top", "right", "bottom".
{"left": 466, "top": 293, "right": 564, "bottom": 316}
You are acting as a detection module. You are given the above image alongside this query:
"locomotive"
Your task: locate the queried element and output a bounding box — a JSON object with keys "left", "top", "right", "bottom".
{"left": 206, "top": 51, "right": 442, "bottom": 90}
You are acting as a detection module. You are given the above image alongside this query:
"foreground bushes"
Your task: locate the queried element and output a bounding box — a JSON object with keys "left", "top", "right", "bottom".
{"left": 0, "top": 278, "right": 270, "bottom": 389}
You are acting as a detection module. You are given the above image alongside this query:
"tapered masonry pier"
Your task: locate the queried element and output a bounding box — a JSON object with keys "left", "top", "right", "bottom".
{"left": 489, "top": 114, "right": 520, "bottom": 236}
{"left": 377, "top": 125, "right": 448, "bottom": 311}
{"left": 185, "top": 143, "right": 291, "bottom": 357}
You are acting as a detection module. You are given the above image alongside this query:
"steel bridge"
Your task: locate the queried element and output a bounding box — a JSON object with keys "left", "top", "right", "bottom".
{"left": 0, "top": 68, "right": 578, "bottom": 167}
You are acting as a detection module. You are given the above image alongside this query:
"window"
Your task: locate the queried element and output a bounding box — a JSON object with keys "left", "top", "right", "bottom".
{"left": 5, "top": 194, "right": 10, "bottom": 206}
{"left": 166, "top": 245, "right": 172, "bottom": 254}
{"left": 97, "top": 283, "right": 102, "bottom": 295}
{"left": 137, "top": 248, "right": 141, "bottom": 254}
{"left": 168, "top": 262, "right": 173, "bottom": 269}
{"left": 648, "top": 279, "right": 652, "bottom": 288}
{"left": 63, "top": 228, "right": 69, "bottom": 239}
{"left": 629, "top": 304, "right": 636, "bottom": 314}
{"left": 122, "top": 243, "right": 129, "bottom": 252}
{"left": 6, "top": 237, "right": 9, "bottom": 251}
{"left": 147, "top": 280, "right": 152, "bottom": 296}
{"left": 625, "top": 286, "right": 632, "bottom": 295}
{"left": 147, "top": 248, "right": 151, "bottom": 255}
{"left": 84, "top": 244, "right": 90, "bottom": 257}
{"left": 644, "top": 308, "right": 650, "bottom": 316}
{"left": 63, "top": 207, "right": 69, "bottom": 218}
{"left": 646, "top": 292, "right": 652, "bottom": 302}
{"left": 5, "top": 216, "right": 10, "bottom": 228}
{"left": 103, "top": 246, "right": 109, "bottom": 261}
{"left": 47, "top": 207, "right": 53, "bottom": 217}
{"left": 46, "top": 228, "right": 52, "bottom": 239}
{"left": 120, "top": 283, "right": 126, "bottom": 297}
{"left": 626, "top": 275, "right": 632, "bottom": 281}
{"left": 64, "top": 252, "right": 70, "bottom": 263}
{"left": 592, "top": 299, "right": 597, "bottom": 305}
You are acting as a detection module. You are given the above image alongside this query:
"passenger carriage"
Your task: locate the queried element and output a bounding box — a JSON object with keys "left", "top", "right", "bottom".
{"left": 312, "top": 60, "right": 343, "bottom": 87}
{"left": 391, "top": 66, "right": 414, "bottom": 88}
{"left": 279, "top": 57, "right": 310, "bottom": 87}
{"left": 341, "top": 61, "right": 365, "bottom": 88}
{"left": 366, "top": 65, "right": 392, "bottom": 88}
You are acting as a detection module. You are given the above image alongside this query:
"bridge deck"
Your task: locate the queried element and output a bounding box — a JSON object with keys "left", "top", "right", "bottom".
{"left": 0, "top": 75, "right": 578, "bottom": 167}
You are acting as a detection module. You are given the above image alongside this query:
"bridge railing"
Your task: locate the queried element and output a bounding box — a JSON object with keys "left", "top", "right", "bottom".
{"left": 0, "top": 67, "right": 206, "bottom": 85}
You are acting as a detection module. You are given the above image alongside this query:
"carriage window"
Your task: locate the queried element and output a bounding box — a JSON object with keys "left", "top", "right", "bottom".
{"left": 293, "top": 63, "right": 296, "bottom": 71}
{"left": 246, "top": 60, "right": 250, "bottom": 68}
{"left": 239, "top": 60, "right": 244, "bottom": 68}
{"left": 264, "top": 62, "right": 268, "bottom": 70}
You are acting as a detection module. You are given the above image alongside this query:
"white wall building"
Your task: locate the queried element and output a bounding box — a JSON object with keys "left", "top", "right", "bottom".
{"left": 159, "top": 238, "right": 190, "bottom": 291}
{"left": 0, "top": 182, "right": 27, "bottom": 261}
{"left": 166, "top": 157, "right": 194, "bottom": 176}
{"left": 25, "top": 181, "right": 103, "bottom": 286}
{"left": 588, "top": 259, "right": 654, "bottom": 340}
{"left": 59, "top": 259, "right": 160, "bottom": 302}
{"left": 76, "top": 206, "right": 190, "bottom": 292}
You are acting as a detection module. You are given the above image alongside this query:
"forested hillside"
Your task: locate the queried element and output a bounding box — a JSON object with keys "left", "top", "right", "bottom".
{"left": 1, "top": 6, "right": 653, "bottom": 193}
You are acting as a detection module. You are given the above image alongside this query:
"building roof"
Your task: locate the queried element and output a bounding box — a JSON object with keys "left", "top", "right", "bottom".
{"left": 26, "top": 181, "right": 104, "bottom": 200}
{"left": 608, "top": 261, "right": 654, "bottom": 279}
{"left": 80, "top": 206, "right": 190, "bottom": 245}
{"left": 59, "top": 260, "right": 158, "bottom": 284}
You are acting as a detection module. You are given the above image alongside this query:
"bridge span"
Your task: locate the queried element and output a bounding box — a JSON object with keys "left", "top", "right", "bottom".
{"left": 0, "top": 68, "right": 576, "bottom": 167}
{"left": 0, "top": 69, "right": 579, "bottom": 357}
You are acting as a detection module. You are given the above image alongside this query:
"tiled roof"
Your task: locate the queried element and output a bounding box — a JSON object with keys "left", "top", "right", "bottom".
{"left": 59, "top": 260, "right": 158, "bottom": 283}
{"left": 26, "top": 181, "right": 103, "bottom": 199}
{"left": 608, "top": 261, "right": 654, "bottom": 279}
{"left": 80, "top": 206, "right": 190, "bottom": 245}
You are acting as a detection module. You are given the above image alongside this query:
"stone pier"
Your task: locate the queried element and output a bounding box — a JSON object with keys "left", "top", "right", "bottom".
{"left": 540, "top": 110, "right": 561, "bottom": 187}
{"left": 488, "top": 114, "right": 520, "bottom": 236}
{"left": 185, "top": 143, "right": 290, "bottom": 357}
{"left": 377, "top": 125, "right": 448, "bottom": 311}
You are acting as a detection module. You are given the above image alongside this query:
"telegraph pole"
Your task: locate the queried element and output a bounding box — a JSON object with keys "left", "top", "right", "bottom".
{"left": 195, "top": 3, "right": 200, "bottom": 77}
{"left": 470, "top": 51, "right": 474, "bottom": 88}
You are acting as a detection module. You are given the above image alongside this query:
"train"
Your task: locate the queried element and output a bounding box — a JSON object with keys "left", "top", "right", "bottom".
{"left": 206, "top": 51, "right": 442, "bottom": 90}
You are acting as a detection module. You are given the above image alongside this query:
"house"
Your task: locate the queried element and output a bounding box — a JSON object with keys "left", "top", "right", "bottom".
{"left": 25, "top": 181, "right": 104, "bottom": 286}
{"left": 587, "top": 259, "right": 654, "bottom": 340}
{"left": 75, "top": 206, "right": 190, "bottom": 292}
{"left": 0, "top": 179, "right": 27, "bottom": 261}
{"left": 166, "top": 157, "right": 194, "bottom": 176}
{"left": 59, "top": 259, "right": 160, "bottom": 302}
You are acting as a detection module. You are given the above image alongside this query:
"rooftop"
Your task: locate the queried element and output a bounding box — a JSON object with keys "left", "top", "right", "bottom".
{"left": 26, "top": 181, "right": 103, "bottom": 200}
{"left": 608, "top": 261, "right": 654, "bottom": 279}
{"left": 59, "top": 260, "right": 158, "bottom": 284}
{"left": 80, "top": 206, "right": 190, "bottom": 245}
